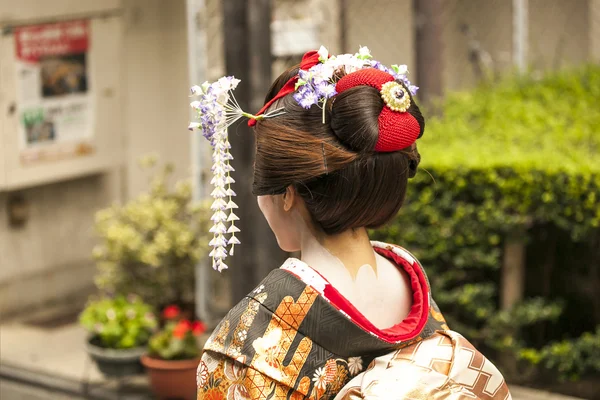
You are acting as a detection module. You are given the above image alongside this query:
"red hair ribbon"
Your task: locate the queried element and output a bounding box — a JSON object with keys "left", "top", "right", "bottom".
{"left": 248, "top": 50, "right": 322, "bottom": 127}
{"left": 336, "top": 69, "right": 421, "bottom": 152}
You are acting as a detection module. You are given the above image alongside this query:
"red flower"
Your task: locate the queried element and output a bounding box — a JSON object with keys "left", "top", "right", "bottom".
{"left": 192, "top": 320, "right": 206, "bottom": 336}
{"left": 162, "top": 305, "right": 181, "bottom": 320}
{"left": 173, "top": 320, "right": 192, "bottom": 339}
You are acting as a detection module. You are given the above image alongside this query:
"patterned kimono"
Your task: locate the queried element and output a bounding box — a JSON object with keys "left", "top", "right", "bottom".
{"left": 196, "top": 242, "right": 512, "bottom": 400}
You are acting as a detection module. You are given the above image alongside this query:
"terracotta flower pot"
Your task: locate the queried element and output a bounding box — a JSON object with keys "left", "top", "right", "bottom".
{"left": 141, "top": 355, "right": 200, "bottom": 400}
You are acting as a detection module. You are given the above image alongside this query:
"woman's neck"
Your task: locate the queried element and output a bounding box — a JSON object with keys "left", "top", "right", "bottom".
{"left": 300, "top": 227, "right": 377, "bottom": 280}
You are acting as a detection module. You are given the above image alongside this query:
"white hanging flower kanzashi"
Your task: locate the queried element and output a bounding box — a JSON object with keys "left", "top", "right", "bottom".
{"left": 188, "top": 76, "right": 242, "bottom": 272}
{"left": 189, "top": 76, "right": 285, "bottom": 271}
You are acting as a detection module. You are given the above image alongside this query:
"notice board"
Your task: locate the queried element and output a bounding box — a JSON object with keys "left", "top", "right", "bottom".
{"left": 0, "top": 16, "right": 123, "bottom": 190}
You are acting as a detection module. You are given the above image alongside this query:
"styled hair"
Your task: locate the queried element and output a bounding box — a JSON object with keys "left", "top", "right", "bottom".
{"left": 252, "top": 64, "right": 424, "bottom": 235}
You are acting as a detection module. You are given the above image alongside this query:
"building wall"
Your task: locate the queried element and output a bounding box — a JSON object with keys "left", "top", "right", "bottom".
{"left": 204, "top": 0, "right": 225, "bottom": 81}
{"left": 344, "top": 0, "right": 415, "bottom": 76}
{"left": 204, "top": 0, "right": 342, "bottom": 82}
{"left": 123, "top": 0, "right": 192, "bottom": 197}
{"left": 0, "top": 174, "right": 120, "bottom": 317}
{"left": 593, "top": 0, "right": 600, "bottom": 62}
{"left": 0, "top": 0, "right": 192, "bottom": 317}
{"left": 528, "top": 0, "right": 590, "bottom": 70}
{"left": 0, "top": 0, "right": 120, "bottom": 23}
{"left": 442, "top": 0, "right": 513, "bottom": 91}
{"left": 308, "top": 0, "right": 342, "bottom": 55}
{"left": 442, "top": 0, "right": 591, "bottom": 92}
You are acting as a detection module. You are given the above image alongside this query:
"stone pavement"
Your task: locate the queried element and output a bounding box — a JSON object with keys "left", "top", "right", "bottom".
{"left": 0, "top": 305, "right": 586, "bottom": 400}
{"left": 0, "top": 304, "right": 151, "bottom": 399}
{"left": 1, "top": 379, "right": 80, "bottom": 400}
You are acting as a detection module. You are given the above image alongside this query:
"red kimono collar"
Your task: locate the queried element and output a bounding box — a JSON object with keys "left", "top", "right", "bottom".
{"left": 281, "top": 241, "right": 431, "bottom": 344}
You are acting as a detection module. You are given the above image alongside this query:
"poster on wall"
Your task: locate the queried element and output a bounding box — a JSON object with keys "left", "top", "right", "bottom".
{"left": 14, "top": 20, "right": 94, "bottom": 165}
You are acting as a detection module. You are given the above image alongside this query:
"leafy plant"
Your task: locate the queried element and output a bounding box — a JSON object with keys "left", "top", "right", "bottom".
{"left": 79, "top": 295, "right": 157, "bottom": 349}
{"left": 520, "top": 326, "right": 600, "bottom": 381}
{"left": 374, "top": 65, "right": 600, "bottom": 380}
{"left": 147, "top": 304, "right": 206, "bottom": 360}
{"left": 93, "top": 156, "right": 211, "bottom": 309}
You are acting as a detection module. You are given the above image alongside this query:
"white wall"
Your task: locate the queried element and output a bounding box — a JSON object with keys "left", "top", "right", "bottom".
{"left": 528, "top": 0, "right": 590, "bottom": 70}
{"left": 443, "top": 0, "right": 513, "bottom": 91}
{"left": 441, "top": 0, "right": 592, "bottom": 91}
{"left": 122, "top": 0, "right": 191, "bottom": 197}
{"left": 593, "top": 0, "right": 600, "bottom": 62}
{"left": 0, "top": 173, "right": 120, "bottom": 317}
{"left": 344, "top": 0, "right": 415, "bottom": 75}
{"left": 0, "top": 0, "right": 120, "bottom": 23}
{"left": 0, "top": 0, "right": 192, "bottom": 317}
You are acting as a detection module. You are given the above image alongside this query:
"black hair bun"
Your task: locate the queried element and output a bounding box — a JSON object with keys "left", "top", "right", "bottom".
{"left": 329, "top": 85, "right": 383, "bottom": 153}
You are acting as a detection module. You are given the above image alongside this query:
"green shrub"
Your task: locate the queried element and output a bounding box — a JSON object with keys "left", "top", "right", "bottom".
{"left": 374, "top": 65, "right": 600, "bottom": 380}
{"left": 79, "top": 295, "right": 157, "bottom": 349}
{"left": 93, "top": 157, "right": 211, "bottom": 309}
{"left": 520, "top": 326, "right": 600, "bottom": 381}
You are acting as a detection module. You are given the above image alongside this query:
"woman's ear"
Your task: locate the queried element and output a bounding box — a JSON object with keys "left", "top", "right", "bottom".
{"left": 282, "top": 185, "right": 296, "bottom": 212}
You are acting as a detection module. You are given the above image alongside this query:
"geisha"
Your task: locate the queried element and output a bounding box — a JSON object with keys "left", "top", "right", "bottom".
{"left": 190, "top": 46, "right": 512, "bottom": 400}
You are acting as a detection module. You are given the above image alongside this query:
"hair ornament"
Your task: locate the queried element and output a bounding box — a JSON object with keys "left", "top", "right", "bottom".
{"left": 188, "top": 77, "right": 284, "bottom": 272}
{"left": 189, "top": 46, "right": 421, "bottom": 271}
{"left": 380, "top": 81, "right": 411, "bottom": 112}
{"left": 248, "top": 46, "right": 418, "bottom": 128}
{"left": 336, "top": 68, "right": 422, "bottom": 152}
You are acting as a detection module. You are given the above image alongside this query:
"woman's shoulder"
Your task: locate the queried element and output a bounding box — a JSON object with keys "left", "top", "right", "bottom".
{"left": 199, "top": 266, "right": 395, "bottom": 399}
{"left": 205, "top": 264, "right": 399, "bottom": 358}
{"left": 370, "top": 241, "right": 424, "bottom": 270}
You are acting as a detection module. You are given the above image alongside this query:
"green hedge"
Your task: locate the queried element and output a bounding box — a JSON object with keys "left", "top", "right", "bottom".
{"left": 374, "top": 65, "right": 600, "bottom": 380}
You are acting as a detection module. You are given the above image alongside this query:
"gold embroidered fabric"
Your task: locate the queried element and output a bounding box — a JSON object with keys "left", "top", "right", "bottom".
{"left": 335, "top": 331, "right": 512, "bottom": 400}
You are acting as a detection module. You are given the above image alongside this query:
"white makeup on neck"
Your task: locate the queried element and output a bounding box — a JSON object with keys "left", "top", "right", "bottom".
{"left": 297, "top": 216, "right": 412, "bottom": 329}
{"left": 258, "top": 193, "right": 413, "bottom": 329}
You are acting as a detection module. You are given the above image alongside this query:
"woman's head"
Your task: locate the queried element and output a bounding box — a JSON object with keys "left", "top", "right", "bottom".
{"left": 253, "top": 63, "right": 424, "bottom": 250}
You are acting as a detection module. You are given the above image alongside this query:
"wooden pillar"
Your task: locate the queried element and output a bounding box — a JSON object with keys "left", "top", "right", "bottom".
{"left": 501, "top": 239, "right": 526, "bottom": 310}
{"left": 414, "top": 0, "right": 445, "bottom": 103}
{"left": 222, "top": 0, "right": 285, "bottom": 305}
{"left": 500, "top": 237, "right": 526, "bottom": 378}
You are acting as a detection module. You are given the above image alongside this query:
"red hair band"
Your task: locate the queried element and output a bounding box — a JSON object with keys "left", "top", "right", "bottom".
{"left": 248, "top": 50, "right": 322, "bottom": 127}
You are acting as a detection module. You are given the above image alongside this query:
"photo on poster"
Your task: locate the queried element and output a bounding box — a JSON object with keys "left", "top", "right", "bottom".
{"left": 41, "top": 53, "right": 88, "bottom": 98}
{"left": 22, "top": 108, "right": 55, "bottom": 145}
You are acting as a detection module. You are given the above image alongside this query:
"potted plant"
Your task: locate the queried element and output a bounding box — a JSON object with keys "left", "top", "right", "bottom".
{"left": 141, "top": 304, "right": 206, "bottom": 400}
{"left": 92, "top": 156, "right": 211, "bottom": 315}
{"left": 79, "top": 295, "right": 157, "bottom": 377}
